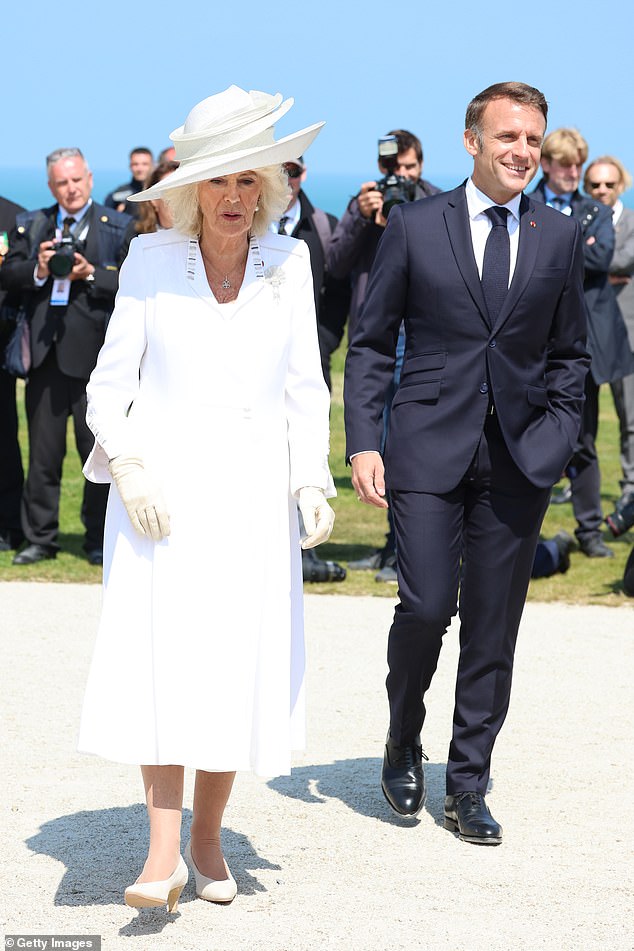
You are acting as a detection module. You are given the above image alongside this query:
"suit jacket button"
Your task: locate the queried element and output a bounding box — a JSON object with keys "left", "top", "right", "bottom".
{"left": 479, "top": 382, "right": 489, "bottom": 394}
{"left": 489, "top": 339, "right": 497, "bottom": 348}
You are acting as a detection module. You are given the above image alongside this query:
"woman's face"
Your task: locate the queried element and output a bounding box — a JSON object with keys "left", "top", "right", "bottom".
{"left": 197, "top": 171, "right": 261, "bottom": 241}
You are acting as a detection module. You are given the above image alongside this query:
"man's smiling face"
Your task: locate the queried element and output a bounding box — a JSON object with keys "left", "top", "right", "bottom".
{"left": 464, "top": 97, "right": 545, "bottom": 203}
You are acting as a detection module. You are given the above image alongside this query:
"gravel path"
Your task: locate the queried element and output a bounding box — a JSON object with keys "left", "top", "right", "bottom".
{"left": 2, "top": 582, "right": 632, "bottom": 951}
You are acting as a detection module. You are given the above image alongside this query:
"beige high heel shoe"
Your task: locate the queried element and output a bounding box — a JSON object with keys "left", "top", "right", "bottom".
{"left": 124, "top": 855, "right": 188, "bottom": 912}
{"left": 184, "top": 840, "right": 237, "bottom": 903}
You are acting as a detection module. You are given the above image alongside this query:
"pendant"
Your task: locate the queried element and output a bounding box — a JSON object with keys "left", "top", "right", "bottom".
{"left": 221, "top": 275, "right": 231, "bottom": 290}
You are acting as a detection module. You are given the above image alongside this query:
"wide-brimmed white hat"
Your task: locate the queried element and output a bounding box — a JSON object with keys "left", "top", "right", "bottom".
{"left": 129, "top": 85, "right": 324, "bottom": 201}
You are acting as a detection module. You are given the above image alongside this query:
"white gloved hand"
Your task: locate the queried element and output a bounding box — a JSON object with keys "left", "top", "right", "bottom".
{"left": 298, "top": 486, "right": 335, "bottom": 549}
{"left": 108, "top": 455, "right": 171, "bottom": 542}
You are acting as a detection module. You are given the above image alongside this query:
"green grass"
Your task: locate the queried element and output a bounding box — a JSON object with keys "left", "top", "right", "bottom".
{"left": 2, "top": 351, "right": 632, "bottom": 604}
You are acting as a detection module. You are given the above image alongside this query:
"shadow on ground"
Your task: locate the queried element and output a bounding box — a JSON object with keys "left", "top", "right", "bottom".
{"left": 25, "top": 805, "right": 279, "bottom": 934}
{"left": 267, "top": 757, "right": 448, "bottom": 827}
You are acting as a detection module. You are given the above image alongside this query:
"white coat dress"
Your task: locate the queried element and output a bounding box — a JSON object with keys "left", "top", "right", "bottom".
{"left": 78, "top": 228, "right": 334, "bottom": 777}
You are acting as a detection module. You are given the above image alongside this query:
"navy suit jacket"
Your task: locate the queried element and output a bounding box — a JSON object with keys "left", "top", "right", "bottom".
{"left": 344, "top": 183, "right": 590, "bottom": 492}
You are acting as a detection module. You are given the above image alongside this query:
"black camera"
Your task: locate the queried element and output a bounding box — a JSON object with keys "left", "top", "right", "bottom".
{"left": 606, "top": 496, "right": 634, "bottom": 537}
{"left": 301, "top": 548, "right": 346, "bottom": 583}
{"left": 49, "top": 233, "right": 82, "bottom": 278}
{"left": 375, "top": 135, "right": 418, "bottom": 216}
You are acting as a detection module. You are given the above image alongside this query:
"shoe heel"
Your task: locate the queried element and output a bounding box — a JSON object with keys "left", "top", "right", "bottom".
{"left": 444, "top": 816, "right": 458, "bottom": 834}
{"left": 167, "top": 884, "right": 184, "bottom": 913}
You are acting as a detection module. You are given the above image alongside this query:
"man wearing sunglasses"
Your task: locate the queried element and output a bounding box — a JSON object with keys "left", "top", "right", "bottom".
{"left": 583, "top": 156, "right": 634, "bottom": 516}
{"left": 532, "top": 129, "right": 634, "bottom": 558}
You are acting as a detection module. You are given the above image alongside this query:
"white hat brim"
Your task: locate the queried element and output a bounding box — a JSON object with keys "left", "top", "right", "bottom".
{"left": 129, "top": 121, "right": 324, "bottom": 202}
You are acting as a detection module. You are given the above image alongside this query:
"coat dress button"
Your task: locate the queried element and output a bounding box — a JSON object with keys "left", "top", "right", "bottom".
{"left": 479, "top": 382, "right": 489, "bottom": 394}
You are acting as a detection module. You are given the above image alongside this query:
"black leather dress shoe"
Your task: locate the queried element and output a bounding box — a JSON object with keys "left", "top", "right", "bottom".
{"left": 13, "top": 544, "right": 57, "bottom": 565}
{"left": 85, "top": 548, "right": 103, "bottom": 566}
{"left": 579, "top": 535, "right": 614, "bottom": 558}
{"left": 444, "top": 792, "right": 502, "bottom": 845}
{"left": 0, "top": 531, "right": 24, "bottom": 552}
{"left": 381, "top": 733, "right": 427, "bottom": 818}
{"left": 550, "top": 483, "right": 572, "bottom": 505}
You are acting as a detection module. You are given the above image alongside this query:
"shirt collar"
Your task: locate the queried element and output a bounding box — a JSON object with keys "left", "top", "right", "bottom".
{"left": 58, "top": 199, "right": 92, "bottom": 226}
{"left": 465, "top": 178, "right": 521, "bottom": 223}
{"left": 543, "top": 185, "right": 572, "bottom": 206}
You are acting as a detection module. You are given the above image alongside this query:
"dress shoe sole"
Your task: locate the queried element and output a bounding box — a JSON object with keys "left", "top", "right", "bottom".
{"left": 443, "top": 815, "right": 502, "bottom": 845}
{"left": 381, "top": 781, "right": 426, "bottom": 819}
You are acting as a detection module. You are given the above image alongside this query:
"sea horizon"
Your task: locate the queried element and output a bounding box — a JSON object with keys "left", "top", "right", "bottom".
{"left": 2, "top": 165, "right": 632, "bottom": 221}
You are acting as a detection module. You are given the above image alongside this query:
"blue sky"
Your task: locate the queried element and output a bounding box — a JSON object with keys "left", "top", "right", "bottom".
{"left": 3, "top": 0, "right": 634, "bottom": 189}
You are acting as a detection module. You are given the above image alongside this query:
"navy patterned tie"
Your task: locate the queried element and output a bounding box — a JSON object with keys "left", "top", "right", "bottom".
{"left": 482, "top": 206, "right": 510, "bottom": 326}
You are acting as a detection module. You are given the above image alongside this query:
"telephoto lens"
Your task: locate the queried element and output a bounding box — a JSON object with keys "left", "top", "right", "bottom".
{"left": 605, "top": 496, "right": 634, "bottom": 537}
{"left": 301, "top": 548, "right": 346, "bottom": 582}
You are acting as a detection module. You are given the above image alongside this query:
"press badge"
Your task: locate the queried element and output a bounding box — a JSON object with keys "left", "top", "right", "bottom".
{"left": 50, "top": 278, "right": 71, "bottom": 306}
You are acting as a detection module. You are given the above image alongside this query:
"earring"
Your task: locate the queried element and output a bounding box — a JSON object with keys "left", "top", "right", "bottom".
{"left": 255, "top": 204, "right": 260, "bottom": 211}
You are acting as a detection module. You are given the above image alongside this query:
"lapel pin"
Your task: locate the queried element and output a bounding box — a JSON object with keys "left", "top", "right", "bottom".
{"left": 530, "top": 220, "right": 536, "bottom": 228}
{"left": 100, "top": 215, "right": 109, "bottom": 222}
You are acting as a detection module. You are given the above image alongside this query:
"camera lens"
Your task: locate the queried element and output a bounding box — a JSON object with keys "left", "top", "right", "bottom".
{"left": 302, "top": 558, "right": 346, "bottom": 583}
{"left": 606, "top": 496, "right": 634, "bottom": 536}
{"left": 48, "top": 247, "right": 75, "bottom": 278}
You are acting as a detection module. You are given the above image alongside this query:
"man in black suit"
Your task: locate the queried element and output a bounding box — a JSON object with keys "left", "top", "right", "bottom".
{"left": 2, "top": 148, "right": 132, "bottom": 565}
{"left": 532, "top": 130, "right": 634, "bottom": 557}
{"left": 344, "top": 82, "right": 589, "bottom": 844}
{"left": 274, "top": 158, "right": 350, "bottom": 584}
{"left": 276, "top": 157, "right": 350, "bottom": 390}
{"left": 0, "top": 194, "right": 26, "bottom": 551}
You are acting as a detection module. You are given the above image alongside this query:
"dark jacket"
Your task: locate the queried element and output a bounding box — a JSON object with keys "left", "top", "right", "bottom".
{"left": 2, "top": 202, "right": 133, "bottom": 379}
{"left": 0, "top": 195, "right": 26, "bottom": 346}
{"left": 532, "top": 180, "right": 634, "bottom": 384}
{"left": 344, "top": 184, "right": 590, "bottom": 492}
{"left": 328, "top": 178, "right": 441, "bottom": 341}
{"left": 290, "top": 190, "right": 351, "bottom": 385}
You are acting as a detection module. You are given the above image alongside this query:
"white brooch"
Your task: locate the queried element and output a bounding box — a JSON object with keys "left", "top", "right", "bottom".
{"left": 264, "top": 265, "right": 286, "bottom": 303}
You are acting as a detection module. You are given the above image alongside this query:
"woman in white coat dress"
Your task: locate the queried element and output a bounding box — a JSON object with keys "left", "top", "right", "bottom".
{"left": 78, "top": 86, "right": 335, "bottom": 912}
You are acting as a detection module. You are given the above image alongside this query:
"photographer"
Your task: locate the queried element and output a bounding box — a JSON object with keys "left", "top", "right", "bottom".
{"left": 329, "top": 130, "right": 440, "bottom": 343}
{"left": 2, "top": 148, "right": 133, "bottom": 565}
{"left": 329, "top": 130, "right": 440, "bottom": 580}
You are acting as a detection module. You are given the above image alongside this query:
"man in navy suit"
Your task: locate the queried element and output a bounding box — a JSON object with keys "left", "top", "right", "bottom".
{"left": 344, "top": 82, "right": 589, "bottom": 844}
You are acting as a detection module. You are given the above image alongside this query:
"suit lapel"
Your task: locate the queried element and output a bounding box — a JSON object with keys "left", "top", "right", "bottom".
{"left": 82, "top": 204, "right": 99, "bottom": 262}
{"left": 443, "top": 186, "right": 490, "bottom": 328}
{"left": 494, "top": 193, "right": 541, "bottom": 331}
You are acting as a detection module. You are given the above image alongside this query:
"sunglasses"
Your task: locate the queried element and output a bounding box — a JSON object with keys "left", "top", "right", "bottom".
{"left": 587, "top": 181, "right": 618, "bottom": 190}
{"left": 284, "top": 165, "right": 303, "bottom": 179}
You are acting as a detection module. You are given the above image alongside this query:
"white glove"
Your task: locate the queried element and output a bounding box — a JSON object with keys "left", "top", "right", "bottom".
{"left": 298, "top": 486, "right": 335, "bottom": 550}
{"left": 108, "top": 455, "right": 171, "bottom": 542}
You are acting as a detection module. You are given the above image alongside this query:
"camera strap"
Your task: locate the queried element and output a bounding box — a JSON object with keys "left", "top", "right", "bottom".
{"left": 50, "top": 207, "right": 93, "bottom": 306}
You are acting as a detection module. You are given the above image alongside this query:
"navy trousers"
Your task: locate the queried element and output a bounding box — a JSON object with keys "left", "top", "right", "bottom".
{"left": 387, "top": 412, "right": 550, "bottom": 795}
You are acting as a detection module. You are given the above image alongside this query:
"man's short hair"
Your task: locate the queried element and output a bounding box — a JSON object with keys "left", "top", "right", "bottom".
{"left": 46, "top": 147, "right": 87, "bottom": 175}
{"left": 584, "top": 155, "right": 633, "bottom": 192}
{"left": 386, "top": 129, "right": 423, "bottom": 164}
{"left": 541, "top": 128, "right": 588, "bottom": 165}
{"left": 465, "top": 82, "right": 548, "bottom": 149}
{"left": 129, "top": 147, "right": 153, "bottom": 159}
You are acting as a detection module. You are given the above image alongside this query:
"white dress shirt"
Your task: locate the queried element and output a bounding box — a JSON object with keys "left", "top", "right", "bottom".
{"left": 464, "top": 178, "right": 521, "bottom": 287}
